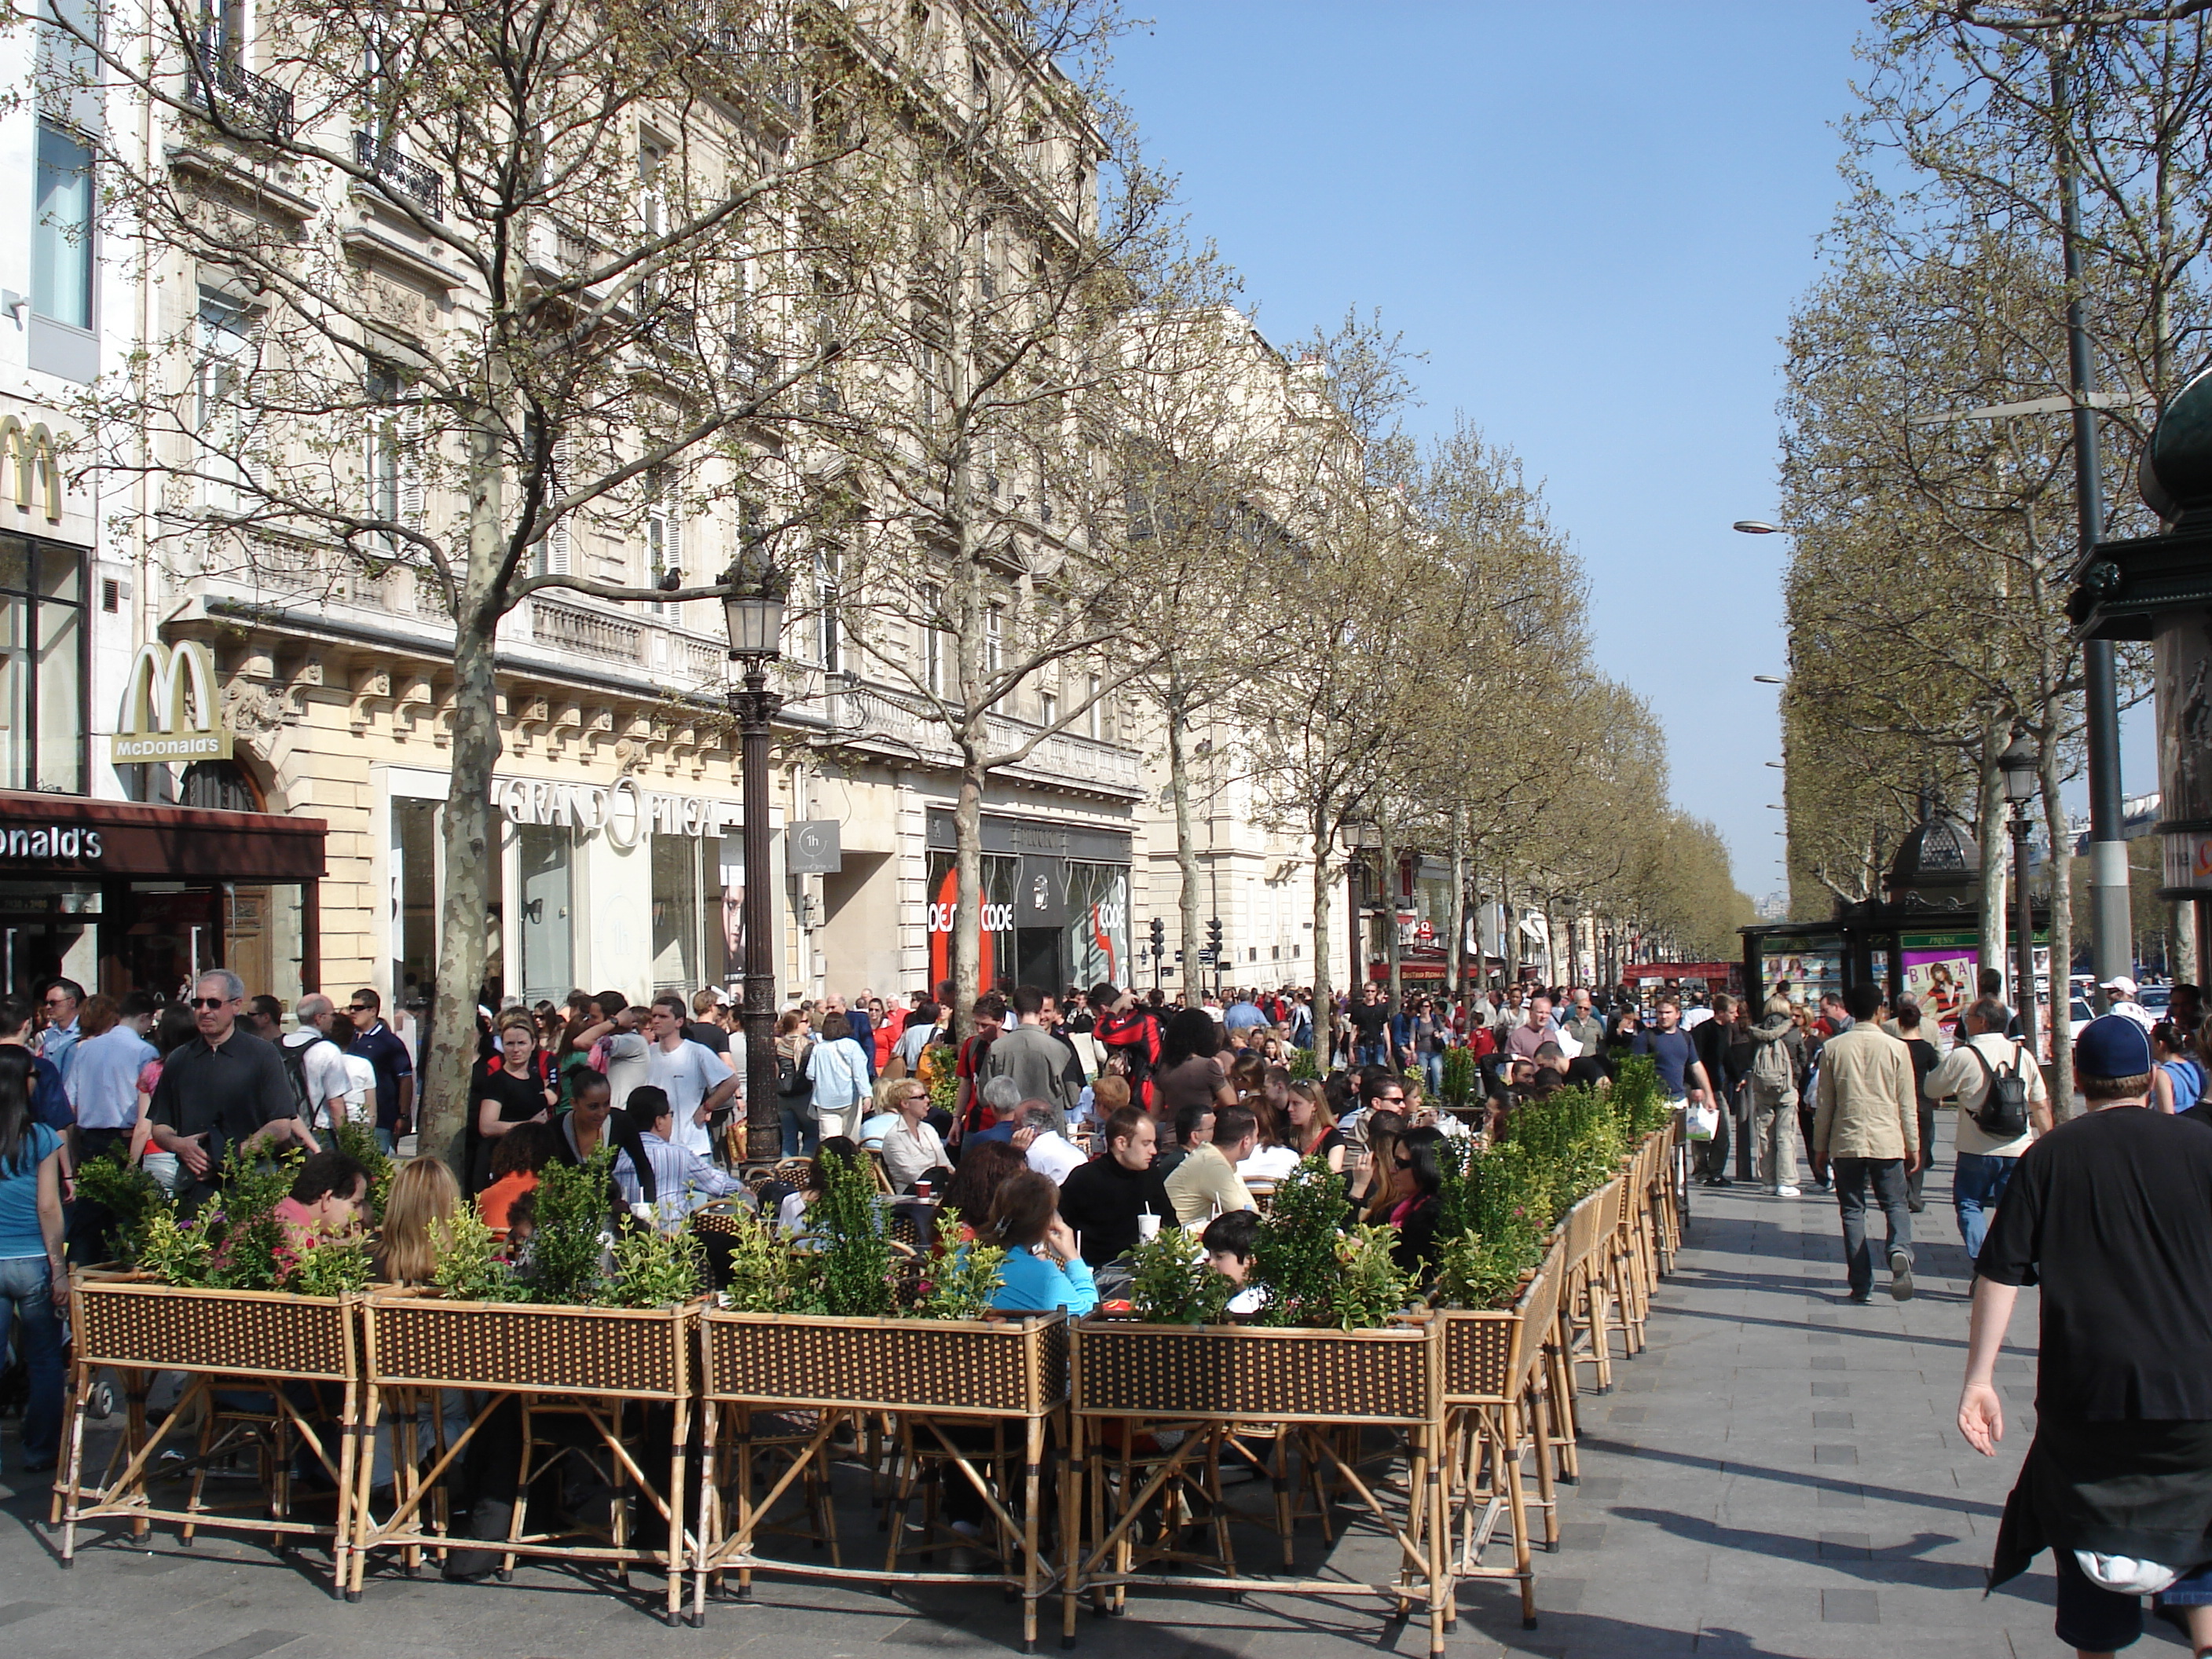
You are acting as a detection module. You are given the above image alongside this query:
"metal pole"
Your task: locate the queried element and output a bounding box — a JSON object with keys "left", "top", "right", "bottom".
{"left": 2012, "top": 807, "right": 2039, "bottom": 1060}
{"left": 734, "top": 661, "right": 783, "bottom": 1168}
{"left": 2056, "top": 60, "right": 2131, "bottom": 1002}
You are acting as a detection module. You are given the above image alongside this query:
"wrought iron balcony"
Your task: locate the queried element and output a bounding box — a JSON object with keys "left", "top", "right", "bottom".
{"left": 353, "top": 131, "right": 444, "bottom": 220}
{"left": 187, "top": 51, "right": 292, "bottom": 143}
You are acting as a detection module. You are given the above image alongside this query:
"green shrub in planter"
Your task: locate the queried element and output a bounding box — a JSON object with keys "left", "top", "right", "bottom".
{"left": 1126, "top": 1226, "right": 1233, "bottom": 1326}
{"left": 1251, "top": 1155, "right": 1419, "bottom": 1330}
{"left": 1440, "top": 1046, "right": 1478, "bottom": 1112}
{"left": 1609, "top": 1055, "right": 1670, "bottom": 1138}
{"left": 73, "top": 1146, "right": 170, "bottom": 1265}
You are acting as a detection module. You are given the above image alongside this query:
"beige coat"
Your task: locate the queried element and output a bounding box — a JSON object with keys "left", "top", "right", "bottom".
{"left": 1811, "top": 1024, "right": 1920, "bottom": 1160}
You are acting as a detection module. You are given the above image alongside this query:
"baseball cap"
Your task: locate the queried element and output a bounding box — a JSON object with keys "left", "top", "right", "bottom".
{"left": 2100, "top": 976, "right": 2141, "bottom": 999}
{"left": 2074, "top": 1013, "right": 2153, "bottom": 1079}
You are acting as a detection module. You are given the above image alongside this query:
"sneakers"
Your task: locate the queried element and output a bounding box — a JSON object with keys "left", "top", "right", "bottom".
{"left": 1845, "top": 1290, "right": 1871, "bottom": 1304}
{"left": 1890, "top": 1248, "right": 1914, "bottom": 1302}
{"left": 1772, "top": 1185, "right": 1801, "bottom": 1198}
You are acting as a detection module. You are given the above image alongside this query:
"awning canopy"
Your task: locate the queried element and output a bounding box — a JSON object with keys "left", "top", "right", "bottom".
{"left": 0, "top": 789, "right": 327, "bottom": 881}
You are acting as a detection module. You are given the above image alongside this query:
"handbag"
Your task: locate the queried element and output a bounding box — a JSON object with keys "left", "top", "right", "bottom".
{"left": 1683, "top": 1100, "right": 1719, "bottom": 1142}
{"left": 776, "top": 1044, "right": 817, "bottom": 1120}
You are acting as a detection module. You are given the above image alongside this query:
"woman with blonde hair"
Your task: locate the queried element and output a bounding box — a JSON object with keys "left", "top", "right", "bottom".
{"left": 1285, "top": 1078, "right": 1346, "bottom": 1174}
{"left": 375, "top": 1156, "right": 462, "bottom": 1286}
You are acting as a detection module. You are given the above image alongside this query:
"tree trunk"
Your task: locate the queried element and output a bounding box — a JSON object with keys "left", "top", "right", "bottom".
{"left": 1976, "top": 733, "right": 2009, "bottom": 1002}
{"left": 953, "top": 749, "right": 986, "bottom": 1041}
{"left": 1167, "top": 696, "right": 1202, "bottom": 1005}
{"left": 1445, "top": 815, "right": 1467, "bottom": 998}
{"left": 419, "top": 419, "right": 506, "bottom": 1176}
{"left": 1502, "top": 870, "right": 1521, "bottom": 985}
{"left": 1309, "top": 819, "right": 1334, "bottom": 1067}
{"left": 1380, "top": 816, "right": 1402, "bottom": 1008}
{"left": 2041, "top": 745, "right": 2075, "bottom": 1119}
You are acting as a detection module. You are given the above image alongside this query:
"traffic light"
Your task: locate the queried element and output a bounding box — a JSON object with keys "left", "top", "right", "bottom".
{"left": 1149, "top": 915, "right": 1166, "bottom": 957}
{"left": 1207, "top": 917, "right": 1224, "bottom": 954}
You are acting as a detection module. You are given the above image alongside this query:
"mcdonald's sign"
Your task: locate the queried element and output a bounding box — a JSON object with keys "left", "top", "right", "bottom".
{"left": 0, "top": 416, "right": 64, "bottom": 523}
{"left": 110, "top": 639, "right": 233, "bottom": 763}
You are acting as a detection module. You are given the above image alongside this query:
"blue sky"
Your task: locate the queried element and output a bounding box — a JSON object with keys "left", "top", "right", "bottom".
{"left": 1111, "top": 2, "right": 1873, "bottom": 901}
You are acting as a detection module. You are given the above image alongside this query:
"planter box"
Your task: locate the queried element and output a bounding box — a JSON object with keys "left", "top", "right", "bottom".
{"left": 1071, "top": 1316, "right": 1441, "bottom": 1426}
{"left": 1439, "top": 1248, "right": 1561, "bottom": 1407}
{"left": 73, "top": 1271, "right": 357, "bottom": 1382}
{"left": 362, "top": 1290, "right": 694, "bottom": 1399}
{"left": 700, "top": 1308, "right": 1068, "bottom": 1416}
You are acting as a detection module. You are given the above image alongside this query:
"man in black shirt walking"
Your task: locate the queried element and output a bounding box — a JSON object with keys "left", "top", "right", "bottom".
{"left": 1964, "top": 1014, "right": 2212, "bottom": 1656}
{"left": 148, "top": 969, "right": 313, "bottom": 1214}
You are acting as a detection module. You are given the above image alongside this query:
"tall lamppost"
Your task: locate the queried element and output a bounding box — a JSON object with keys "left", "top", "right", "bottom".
{"left": 722, "top": 552, "right": 786, "bottom": 1169}
{"left": 1998, "top": 730, "right": 2040, "bottom": 1059}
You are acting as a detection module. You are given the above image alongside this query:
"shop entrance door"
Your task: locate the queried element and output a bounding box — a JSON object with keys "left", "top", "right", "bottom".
{"left": 1015, "top": 927, "right": 1062, "bottom": 996}
{"left": 0, "top": 881, "right": 99, "bottom": 1001}
{"left": 105, "top": 884, "right": 222, "bottom": 1002}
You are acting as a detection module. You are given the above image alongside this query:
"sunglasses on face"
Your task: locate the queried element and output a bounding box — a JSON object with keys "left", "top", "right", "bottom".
{"left": 191, "top": 997, "right": 233, "bottom": 1011}
{"left": 348, "top": 1004, "right": 371, "bottom": 1013}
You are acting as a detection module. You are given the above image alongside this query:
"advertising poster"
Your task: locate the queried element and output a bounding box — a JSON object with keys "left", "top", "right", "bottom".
{"left": 1899, "top": 931, "right": 1976, "bottom": 1038}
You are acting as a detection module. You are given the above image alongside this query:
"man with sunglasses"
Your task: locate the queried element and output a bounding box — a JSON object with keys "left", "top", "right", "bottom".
{"left": 344, "top": 987, "right": 415, "bottom": 1155}
{"left": 33, "top": 978, "right": 83, "bottom": 1085}
{"left": 148, "top": 969, "right": 313, "bottom": 1214}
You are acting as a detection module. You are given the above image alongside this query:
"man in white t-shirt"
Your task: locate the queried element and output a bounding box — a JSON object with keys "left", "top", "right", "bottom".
{"left": 284, "top": 995, "right": 353, "bottom": 1134}
{"left": 1016, "top": 1104, "right": 1086, "bottom": 1185}
{"left": 2100, "top": 976, "right": 2157, "bottom": 1033}
{"left": 1921, "top": 995, "right": 2053, "bottom": 1260}
{"left": 646, "top": 993, "right": 737, "bottom": 1159}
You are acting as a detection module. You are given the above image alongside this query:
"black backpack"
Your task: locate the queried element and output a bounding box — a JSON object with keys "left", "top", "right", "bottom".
{"left": 280, "top": 1036, "right": 331, "bottom": 1124}
{"left": 1968, "top": 1041, "right": 2031, "bottom": 1139}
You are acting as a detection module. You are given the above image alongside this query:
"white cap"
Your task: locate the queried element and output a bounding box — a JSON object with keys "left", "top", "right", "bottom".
{"left": 2100, "top": 976, "right": 2141, "bottom": 999}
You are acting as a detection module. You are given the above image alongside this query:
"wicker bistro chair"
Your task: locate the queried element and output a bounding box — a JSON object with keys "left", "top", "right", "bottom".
{"left": 350, "top": 1291, "right": 700, "bottom": 1626}
{"left": 56, "top": 1276, "right": 362, "bottom": 1590}
{"left": 1068, "top": 1315, "right": 1454, "bottom": 1659}
{"left": 692, "top": 1309, "right": 1073, "bottom": 1654}
{"left": 1556, "top": 1184, "right": 1619, "bottom": 1400}
{"left": 1439, "top": 1249, "right": 1566, "bottom": 1632}
{"left": 1603, "top": 1160, "right": 1650, "bottom": 1357}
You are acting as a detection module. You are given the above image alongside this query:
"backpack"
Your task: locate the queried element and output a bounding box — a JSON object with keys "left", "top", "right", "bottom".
{"left": 1968, "top": 1040, "right": 2031, "bottom": 1139}
{"left": 1751, "top": 1028, "right": 1795, "bottom": 1089}
{"left": 775, "top": 1043, "right": 816, "bottom": 1119}
{"left": 280, "top": 1036, "right": 332, "bottom": 1126}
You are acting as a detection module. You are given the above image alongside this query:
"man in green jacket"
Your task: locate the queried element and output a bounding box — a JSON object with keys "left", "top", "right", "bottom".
{"left": 1812, "top": 980, "right": 1921, "bottom": 1302}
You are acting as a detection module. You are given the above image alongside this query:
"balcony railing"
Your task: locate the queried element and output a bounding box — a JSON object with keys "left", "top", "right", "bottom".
{"left": 353, "top": 131, "right": 444, "bottom": 220}
{"left": 187, "top": 51, "right": 292, "bottom": 143}
{"left": 530, "top": 597, "right": 645, "bottom": 665}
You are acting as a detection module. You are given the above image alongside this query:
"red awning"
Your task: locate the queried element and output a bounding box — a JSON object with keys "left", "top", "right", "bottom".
{"left": 0, "top": 790, "right": 327, "bottom": 881}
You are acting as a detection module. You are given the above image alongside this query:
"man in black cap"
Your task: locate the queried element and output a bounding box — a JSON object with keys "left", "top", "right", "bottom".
{"left": 1963, "top": 1013, "right": 2212, "bottom": 1656}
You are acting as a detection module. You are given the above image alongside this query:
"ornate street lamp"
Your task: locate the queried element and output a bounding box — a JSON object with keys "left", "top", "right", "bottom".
{"left": 1998, "top": 729, "right": 2040, "bottom": 1057}
{"left": 722, "top": 548, "right": 786, "bottom": 1167}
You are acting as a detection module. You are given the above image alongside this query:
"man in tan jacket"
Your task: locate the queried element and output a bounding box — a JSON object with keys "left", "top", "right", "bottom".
{"left": 1812, "top": 980, "right": 1921, "bottom": 1302}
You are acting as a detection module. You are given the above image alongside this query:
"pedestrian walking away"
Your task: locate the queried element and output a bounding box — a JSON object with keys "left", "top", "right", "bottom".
{"left": 1963, "top": 1014, "right": 2212, "bottom": 1657}
{"left": 1811, "top": 980, "right": 1918, "bottom": 1302}
{"left": 1921, "top": 996, "right": 2050, "bottom": 1261}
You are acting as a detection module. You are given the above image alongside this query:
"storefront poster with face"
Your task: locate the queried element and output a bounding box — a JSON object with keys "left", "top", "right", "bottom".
{"left": 1900, "top": 947, "right": 1974, "bottom": 1037}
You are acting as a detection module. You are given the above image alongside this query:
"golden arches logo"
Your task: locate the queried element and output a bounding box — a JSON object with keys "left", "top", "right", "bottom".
{"left": 111, "top": 640, "right": 232, "bottom": 762}
{"left": 0, "top": 416, "right": 64, "bottom": 524}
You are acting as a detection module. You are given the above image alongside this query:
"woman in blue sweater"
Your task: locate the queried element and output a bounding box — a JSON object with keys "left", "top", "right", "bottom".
{"left": 985, "top": 1170, "right": 1098, "bottom": 1317}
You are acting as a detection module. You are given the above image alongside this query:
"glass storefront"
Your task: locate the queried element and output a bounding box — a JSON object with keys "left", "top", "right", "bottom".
{"left": 0, "top": 534, "right": 83, "bottom": 796}
{"left": 925, "top": 815, "right": 1133, "bottom": 996}
{"left": 515, "top": 823, "right": 572, "bottom": 1003}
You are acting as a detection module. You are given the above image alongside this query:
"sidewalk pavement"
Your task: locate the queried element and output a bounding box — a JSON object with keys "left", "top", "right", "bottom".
{"left": 0, "top": 1117, "right": 2133, "bottom": 1659}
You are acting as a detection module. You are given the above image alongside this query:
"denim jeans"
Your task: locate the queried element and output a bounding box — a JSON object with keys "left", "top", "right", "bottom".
{"left": 0, "top": 1253, "right": 65, "bottom": 1465}
{"left": 1357, "top": 1039, "right": 1390, "bottom": 1068}
{"left": 1830, "top": 1157, "right": 1913, "bottom": 1296}
{"left": 780, "top": 1104, "right": 819, "bottom": 1159}
{"left": 1421, "top": 1051, "right": 1445, "bottom": 1094}
{"left": 1953, "top": 1151, "right": 2019, "bottom": 1264}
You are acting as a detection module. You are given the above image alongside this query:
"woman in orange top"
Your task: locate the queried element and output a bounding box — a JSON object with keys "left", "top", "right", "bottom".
{"left": 478, "top": 1121, "right": 558, "bottom": 1240}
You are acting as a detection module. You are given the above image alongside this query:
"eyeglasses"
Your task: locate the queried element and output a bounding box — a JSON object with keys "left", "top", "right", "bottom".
{"left": 1378, "top": 1093, "right": 1405, "bottom": 1105}
{"left": 42, "top": 994, "right": 71, "bottom": 1007}
{"left": 190, "top": 997, "right": 233, "bottom": 1011}
{"left": 347, "top": 1004, "right": 371, "bottom": 1013}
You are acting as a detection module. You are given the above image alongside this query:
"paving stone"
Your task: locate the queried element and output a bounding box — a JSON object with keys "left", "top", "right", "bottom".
{"left": 1822, "top": 1588, "right": 1881, "bottom": 1624}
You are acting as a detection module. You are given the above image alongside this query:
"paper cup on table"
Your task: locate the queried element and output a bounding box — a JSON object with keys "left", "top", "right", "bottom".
{"left": 1136, "top": 1212, "right": 1161, "bottom": 1243}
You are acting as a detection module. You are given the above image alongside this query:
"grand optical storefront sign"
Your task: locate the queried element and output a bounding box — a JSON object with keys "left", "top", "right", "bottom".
{"left": 494, "top": 776, "right": 742, "bottom": 848}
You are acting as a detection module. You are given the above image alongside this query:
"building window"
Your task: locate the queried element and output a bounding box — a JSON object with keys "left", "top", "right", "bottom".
{"left": 985, "top": 602, "right": 1003, "bottom": 674}
{"left": 921, "top": 584, "right": 945, "bottom": 697}
{"left": 194, "top": 292, "right": 257, "bottom": 513}
{"left": 515, "top": 823, "right": 572, "bottom": 1003}
{"left": 0, "top": 535, "right": 85, "bottom": 795}
{"left": 33, "top": 121, "right": 93, "bottom": 332}
{"left": 646, "top": 467, "right": 680, "bottom": 615}
{"left": 815, "top": 546, "right": 842, "bottom": 672}
{"left": 650, "top": 833, "right": 703, "bottom": 993}
{"left": 1085, "top": 673, "right": 1101, "bottom": 740}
